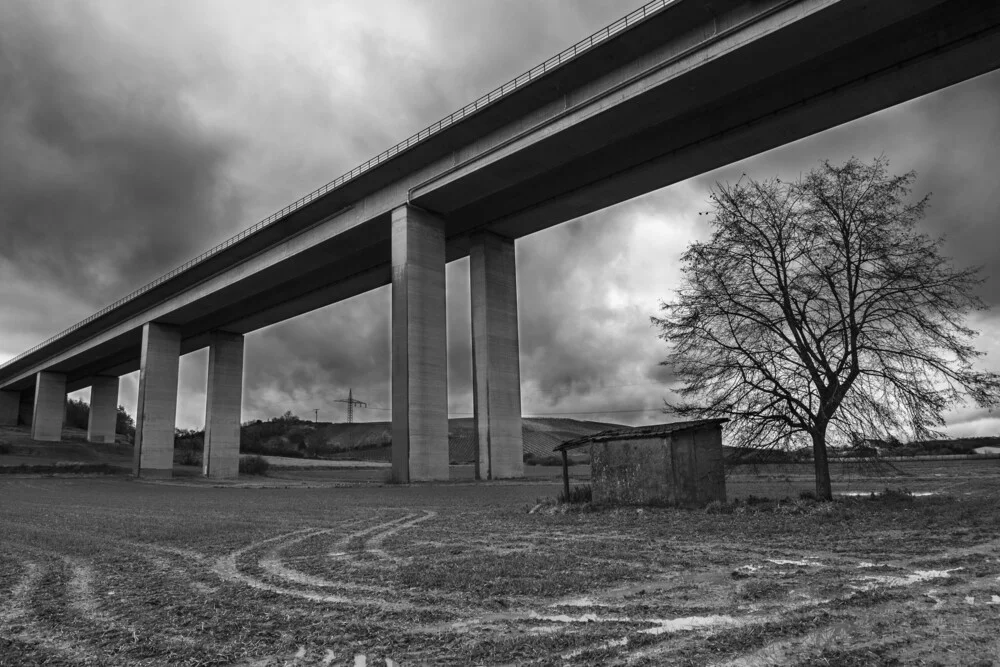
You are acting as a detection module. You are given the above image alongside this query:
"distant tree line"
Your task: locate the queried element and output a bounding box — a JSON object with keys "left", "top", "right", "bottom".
{"left": 64, "top": 398, "right": 135, "bottom": 439}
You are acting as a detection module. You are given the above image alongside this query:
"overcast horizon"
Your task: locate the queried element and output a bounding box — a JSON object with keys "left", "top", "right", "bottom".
{"left": 2, "top": 1, "right": 999, "bottom": 438}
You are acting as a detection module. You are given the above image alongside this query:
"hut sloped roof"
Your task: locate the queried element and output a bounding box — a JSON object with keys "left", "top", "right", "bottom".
{"left": 554, "top": 418, "right": 729, "bottom": 452}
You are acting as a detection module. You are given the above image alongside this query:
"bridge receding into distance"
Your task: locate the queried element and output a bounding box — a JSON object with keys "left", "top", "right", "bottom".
{"left": 1, "top": 0, "right": 997, "bottom": 481}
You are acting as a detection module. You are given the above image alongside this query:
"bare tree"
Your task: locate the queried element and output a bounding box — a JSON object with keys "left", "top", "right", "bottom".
{"left": 653, "top": 157, "right": 1000, "bottom": 500}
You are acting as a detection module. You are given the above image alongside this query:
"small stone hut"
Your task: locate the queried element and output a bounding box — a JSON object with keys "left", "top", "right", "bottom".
{"left": 554, "top": 419, "right": 728, "bottom": 507}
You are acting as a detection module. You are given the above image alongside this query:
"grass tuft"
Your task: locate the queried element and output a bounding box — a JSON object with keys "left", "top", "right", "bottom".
{"left": 558, "top": 484, "right": 592, "bottom": 504}
{"left": 705, "top": 499, "right": 735, "bottom": 514}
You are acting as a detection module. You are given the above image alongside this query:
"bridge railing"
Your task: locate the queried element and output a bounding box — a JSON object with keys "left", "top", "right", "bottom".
{"left": 0, "top": 0, "right": 675, "bottom": 373}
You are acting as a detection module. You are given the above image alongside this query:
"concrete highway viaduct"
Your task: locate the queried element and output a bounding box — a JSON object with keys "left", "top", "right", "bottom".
{"left": 1, "top": 0, "right": 998, "bottom": 481}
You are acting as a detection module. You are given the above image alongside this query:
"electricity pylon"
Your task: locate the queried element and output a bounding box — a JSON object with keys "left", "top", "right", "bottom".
{"left": 333, "top": 388, "right": 367, "bottom": 424}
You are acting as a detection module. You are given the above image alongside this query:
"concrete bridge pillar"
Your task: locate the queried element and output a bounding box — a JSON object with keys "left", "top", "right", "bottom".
{"left": 470, "top": 232, "right": 524, "bottom": 480}
{"left": 133, "top": 322, "right": 181, "bottom": 478}
{"left": 18, "top": 391, "right": 33, "bottom": 426}
{"left": 0, "top": 390, "right": 18, "bottom": 426}
{"left": 87, "top": 376, "right": 119, "bottom": 444}
{"left": 31, "top": 371, "right": 66, "bottom": 441}
{"left": 203, "top": 332, "right": 244, "bottom": 479}
{"left": 391, "top": 205, "right": 448, "bottom": 482}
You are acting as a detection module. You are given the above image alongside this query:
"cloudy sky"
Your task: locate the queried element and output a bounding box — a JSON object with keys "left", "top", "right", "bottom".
{"left": 1, "top": 1, "right": 998, "bottom": 437}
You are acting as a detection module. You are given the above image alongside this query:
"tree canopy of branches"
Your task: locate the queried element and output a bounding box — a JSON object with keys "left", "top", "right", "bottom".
{"left": 653, "top": 156, "right": 1000, "bottom": 500}
{"left": 116, "top": 405, "right": 135, "bottom": 438}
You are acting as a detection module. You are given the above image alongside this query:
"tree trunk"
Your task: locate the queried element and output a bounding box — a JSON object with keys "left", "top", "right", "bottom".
{"left": 811, "top": 428, "right": 833, "bottom": 501}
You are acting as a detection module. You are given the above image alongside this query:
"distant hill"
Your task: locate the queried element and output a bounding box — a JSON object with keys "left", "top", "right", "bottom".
{"left": 451, "top": 417, "right": 625, "bottom": 461}
{"left": 239, "top": 417, "right": 623, "bottom": 463}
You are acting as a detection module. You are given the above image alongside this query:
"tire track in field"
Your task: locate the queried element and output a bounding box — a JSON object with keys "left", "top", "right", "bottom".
{"left": 325, "top": 513, "right": 418, "bottom": 558}
{"left": 0, "top": 515, "right": 223, "bottom": 598}
{"left": 4, "top": 541, "right": 209, "bottom": 657}
{"left": 0, "top": 558, "right": 42, "bottom": 623}
{"left": 0, "top": 553, "right": 104, "bottom": 664}
{"left": 214, "top": 527, "right": 412, "bottom": 609}
{"left": 65, "top": 559, "right": 115, "bottom": 624}
{"left": 216, "top": 512, "right": 442, "bottom": 611}
{"left": 261, "top": 513, "right": 450, "bottom": 596}
{"left": 11, "top": 543, "right": 114, "bottom": 626}
{"left": 260, "top": 520, "right": 391, "bottom": 594}
{"left": 365, "top": 511, "right": 437, "bottom": 563}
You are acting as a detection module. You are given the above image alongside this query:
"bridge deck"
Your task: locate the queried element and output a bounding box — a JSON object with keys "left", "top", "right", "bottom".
{"left": 3, "top": 0, "right": 999, "bottom": 393}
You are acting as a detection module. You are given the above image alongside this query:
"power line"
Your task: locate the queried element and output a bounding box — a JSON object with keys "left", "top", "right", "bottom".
{"left": 520, "top": 381, "right": 670, "bottom": 396}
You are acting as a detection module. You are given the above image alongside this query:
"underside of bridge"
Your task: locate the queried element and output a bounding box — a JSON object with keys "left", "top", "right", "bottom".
{"left": 1, "top": 0, "right": 998, "bottom": 481}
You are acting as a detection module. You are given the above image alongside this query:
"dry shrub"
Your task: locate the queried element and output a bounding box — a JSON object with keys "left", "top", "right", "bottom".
{"left": 239, "top": 455, "right": 269, "bottom": 476}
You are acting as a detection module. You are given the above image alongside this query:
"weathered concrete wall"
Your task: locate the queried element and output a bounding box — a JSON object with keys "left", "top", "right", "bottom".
{"left": 31, "top": 371, "right": 66, "bottom": 441}
{"left": 203, "top": 332, "right": 244, "bottom": 479}
{"left": 391, "top": 205, "right": 449, "bottom": 482}
{"left": 470, "top": 232, "right": 523, "bottom": 480}
{"left": 87, "top": 376, "right": 119, "bottom": 444}
{"left": 133, "top": 323, "right": 181, "bottom": 478}
{"left": 592, "top": 427, "right": 725, "bottom": 507}
{"left": 0, "top": 390, "right": 18, "bottom": 426}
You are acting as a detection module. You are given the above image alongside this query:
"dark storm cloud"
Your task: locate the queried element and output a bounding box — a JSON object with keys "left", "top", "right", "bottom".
{"left": 513, "top": 193, "right": 695, "bottom": 422}
{"left": 10, "top": 1, "right": 999, "bottom": 435}
{"left": 693, "top": 70, "right": 1000, "bottom": 303}
{"left": 518, "top": 220, "right": 646, "bottom": 401}
{"left": 220, "top": 1, "right": 655, "bottom": 425}
{"left": 0, "top": 2, "right": 242, "bottom": 316}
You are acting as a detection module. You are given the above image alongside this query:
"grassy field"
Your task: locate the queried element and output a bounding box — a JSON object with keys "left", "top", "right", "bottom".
{"left": 2, "top": 462, "right": 1000, "bottom": 665}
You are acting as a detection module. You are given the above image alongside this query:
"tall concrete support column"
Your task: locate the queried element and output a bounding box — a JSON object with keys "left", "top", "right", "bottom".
{"left": 203, "top": 332, "right": 244, "bottom": 479}
{"left": 18, "top": 391, "right": 33, "bottom": 426}
{"left": 391, "top": 205, "right": 448, "bottom": 482}
{"left": 0, "top": 390, "right": 18, "bottom": 426}
{"left": 470, "top": 232, "right": 524, "bottom": 479}
{"left": 87, "top": 376, "right": 119, "bottom": 444}
{"left": 31, "top": 371, "right": 66, "bottom": 441}
{"left": 133, "top": 323, "right": 181, "bottom": 478}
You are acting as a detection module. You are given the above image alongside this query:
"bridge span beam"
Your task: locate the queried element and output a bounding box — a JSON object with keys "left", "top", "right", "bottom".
{"left": 133, "top": 323, "right": 180, "bottom": 478}
{"left": 391, "top": 205, "right": 449, "bottom": 482}
{"left": 87, "top": 376, "right": 119, "bottom": 444}
{"left": 0, "top": 390, "right": 17, "bottom": 426}
{"left": 470, "top": 232, "right": 523, "bottom": 480}
{"left": 203, "top": 332, "right": 244, "bottom": 479}
{"left": 31, "top": 371, "right": 66, "bottom": 441}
